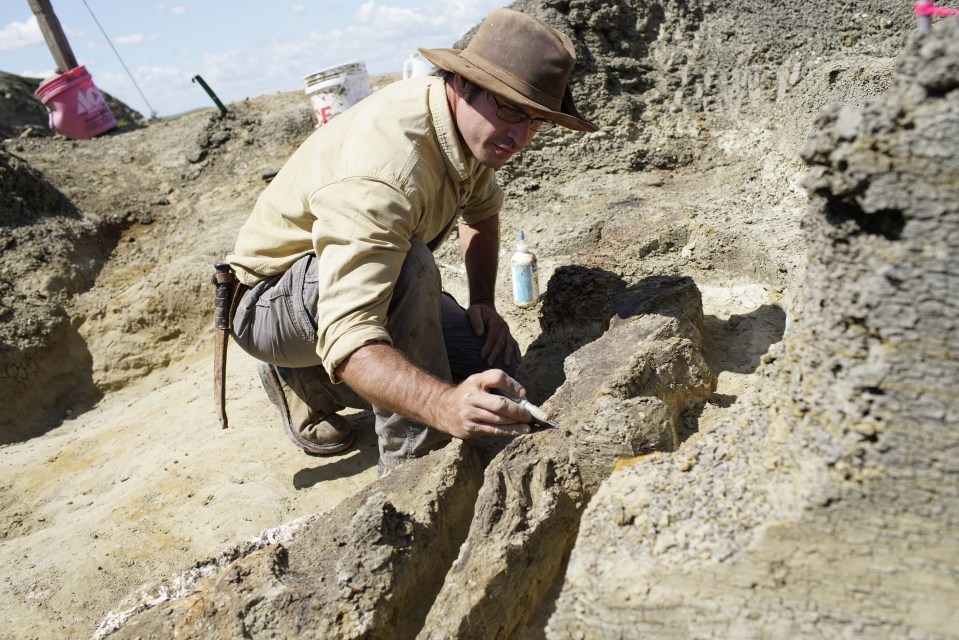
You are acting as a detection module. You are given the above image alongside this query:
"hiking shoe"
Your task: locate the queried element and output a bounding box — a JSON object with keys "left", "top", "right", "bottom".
{"left": 256, "top": 361, "right": 355, "bottom": 455}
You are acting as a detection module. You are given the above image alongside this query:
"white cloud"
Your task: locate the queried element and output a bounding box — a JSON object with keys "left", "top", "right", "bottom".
{"left": 155, "top": 3, "right": 190, "bottom": 16}
{"left": 97, "top": 63, "right": 191, "bottom": 115}
{"left": 84, "top": 0, "right": 509, "bottom": 117}
{"left": 114, "top": 34, "right": 159, "bottom": 46}
{"left": 317, "top": 0, "right": 502, "bottom": 69}
{"left": 134, "top": 64, "right": 189, "bottom": 92}
{"left": 188, "top": 49, "right": 274, "bottom": 104}
{"left": 18, "top": 68, "right": 56, "bottom": 81}
{"left": 0, "top": 16, "right": 44, "bottom": 52}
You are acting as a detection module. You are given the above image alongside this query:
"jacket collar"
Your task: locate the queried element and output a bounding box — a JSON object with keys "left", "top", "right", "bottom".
{"left": 428, "top": 77, "right": 480, "bottom": 184}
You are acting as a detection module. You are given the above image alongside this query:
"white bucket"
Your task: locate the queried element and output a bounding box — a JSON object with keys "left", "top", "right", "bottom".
{"left": 303, "top": 61, "right": 371, "bottom": 126}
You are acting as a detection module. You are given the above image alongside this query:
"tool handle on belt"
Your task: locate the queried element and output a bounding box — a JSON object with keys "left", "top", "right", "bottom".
{"left": 212, "top": 262, "right": 236, "bottom": 330}
{"left": 212, "top": 262, "right": 236, "bottom": 429}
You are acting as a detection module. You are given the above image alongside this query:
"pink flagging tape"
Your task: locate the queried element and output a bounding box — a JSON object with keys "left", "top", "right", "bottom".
{"left": 915, "top": 2, "right": 959, "bottom": 17}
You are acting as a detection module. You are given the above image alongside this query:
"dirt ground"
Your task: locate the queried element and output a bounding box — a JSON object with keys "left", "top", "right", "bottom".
{"left": 0, "top": 0, "right": 906, "bottom": 632}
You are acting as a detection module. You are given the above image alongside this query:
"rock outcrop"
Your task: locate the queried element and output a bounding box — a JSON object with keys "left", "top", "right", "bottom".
{"left": 420, "top": 275, "right": 713, "bottom": 639}
{"left": 546, "top": 22, "right": 959, "bottom": 639}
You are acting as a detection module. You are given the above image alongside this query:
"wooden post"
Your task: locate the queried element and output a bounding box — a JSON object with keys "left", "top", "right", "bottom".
{"left": 27, "top": 0, "right": 77, "bottom": 73}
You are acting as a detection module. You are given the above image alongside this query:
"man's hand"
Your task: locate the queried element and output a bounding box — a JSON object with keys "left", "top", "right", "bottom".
{"left": 437, "top": 368, "right": 531, "bottom": 439}
{"left": 466, "top": 301, "right": 521, "bottom": 368}
{"left": 336, "top": 343, "right": 530, "bottom": 440}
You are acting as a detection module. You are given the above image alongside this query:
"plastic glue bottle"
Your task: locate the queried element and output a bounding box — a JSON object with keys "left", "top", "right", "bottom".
{"left": 511, "top": 230, "right": 540, "bottom": 308}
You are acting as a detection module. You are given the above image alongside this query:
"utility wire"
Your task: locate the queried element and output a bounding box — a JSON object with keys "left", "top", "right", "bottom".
{"left": 81, "top": 0, "right": 158, "bottom": 119}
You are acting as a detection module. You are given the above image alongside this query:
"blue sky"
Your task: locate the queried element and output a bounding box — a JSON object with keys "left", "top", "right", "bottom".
{"left": 0, "top": 1, "right": 510, "bottom": 118}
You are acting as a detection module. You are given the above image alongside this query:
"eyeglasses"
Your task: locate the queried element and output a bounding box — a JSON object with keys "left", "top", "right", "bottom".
{"left": 488, "top": 92, "right": 555, "bottom": 132}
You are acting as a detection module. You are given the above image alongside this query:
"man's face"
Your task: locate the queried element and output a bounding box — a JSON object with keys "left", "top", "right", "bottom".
{"left": 449, "top": 76, "right": 546, "bottom": 169}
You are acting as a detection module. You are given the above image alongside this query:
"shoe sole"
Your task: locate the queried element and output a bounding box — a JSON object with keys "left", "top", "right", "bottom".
{"left": 257, "top": 362, "right": 355, "bottom": 455}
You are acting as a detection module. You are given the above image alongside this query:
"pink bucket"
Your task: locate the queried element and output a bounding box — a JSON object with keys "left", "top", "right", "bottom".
{"left": 34, "top": 66, "right": 116, "bottom": 140}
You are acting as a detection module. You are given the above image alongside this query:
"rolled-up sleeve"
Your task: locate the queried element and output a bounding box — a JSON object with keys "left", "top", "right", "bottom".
{"left": 310, "top": 177, "right": 415, "bottom": 381}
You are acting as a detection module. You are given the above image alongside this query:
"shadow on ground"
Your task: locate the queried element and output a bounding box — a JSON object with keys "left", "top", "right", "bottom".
{"left": 292, "top": 410, "right": 379, "bottom": 489}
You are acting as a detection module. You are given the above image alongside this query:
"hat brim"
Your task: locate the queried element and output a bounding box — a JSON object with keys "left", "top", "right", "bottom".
{"left": 419, "top": 47, "right": 599, "bottom": 133}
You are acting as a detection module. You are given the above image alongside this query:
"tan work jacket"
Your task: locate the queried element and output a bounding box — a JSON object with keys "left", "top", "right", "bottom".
{"left": 227, "top": 76, "right": 503, "bottom": 379}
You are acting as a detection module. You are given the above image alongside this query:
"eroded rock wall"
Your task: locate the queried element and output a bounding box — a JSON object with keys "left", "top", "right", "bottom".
{"left": 490, "top": 0, "right": 911, "bottom": 303}
{"left": 500, "top": 0, "right": 911, "bottom": 180}
{"left": 547, "top": 22, "right": 959, "bottom": 639}
{"left": 0, "top": 150, "right": 109, "bottom": 440}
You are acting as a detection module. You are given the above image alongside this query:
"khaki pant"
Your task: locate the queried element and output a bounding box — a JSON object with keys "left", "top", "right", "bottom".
{"left": 231, "top": 239, "right": 516, "bottom": 470}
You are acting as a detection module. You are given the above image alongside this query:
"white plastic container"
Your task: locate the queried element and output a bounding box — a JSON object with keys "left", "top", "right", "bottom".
{"left": 303, "top": 61, "right": 371, "bottom": 126}
{"left": 511, "top": 230, "right": 540, "bottom": 308}
{"left": 402, "top": 52, "right": 434, "bottom": 79}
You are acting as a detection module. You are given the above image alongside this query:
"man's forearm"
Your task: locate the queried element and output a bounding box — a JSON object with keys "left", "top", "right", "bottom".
{"left": 336, "top": 342, "right": 531, "bottom": 440}
{"left": 335, "top": 342, "right": 454, "bottom": 429}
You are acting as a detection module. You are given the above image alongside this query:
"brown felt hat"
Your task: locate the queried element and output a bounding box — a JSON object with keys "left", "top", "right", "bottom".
{"left": 419, "top": 9, "right": 598, "bottom": 132}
